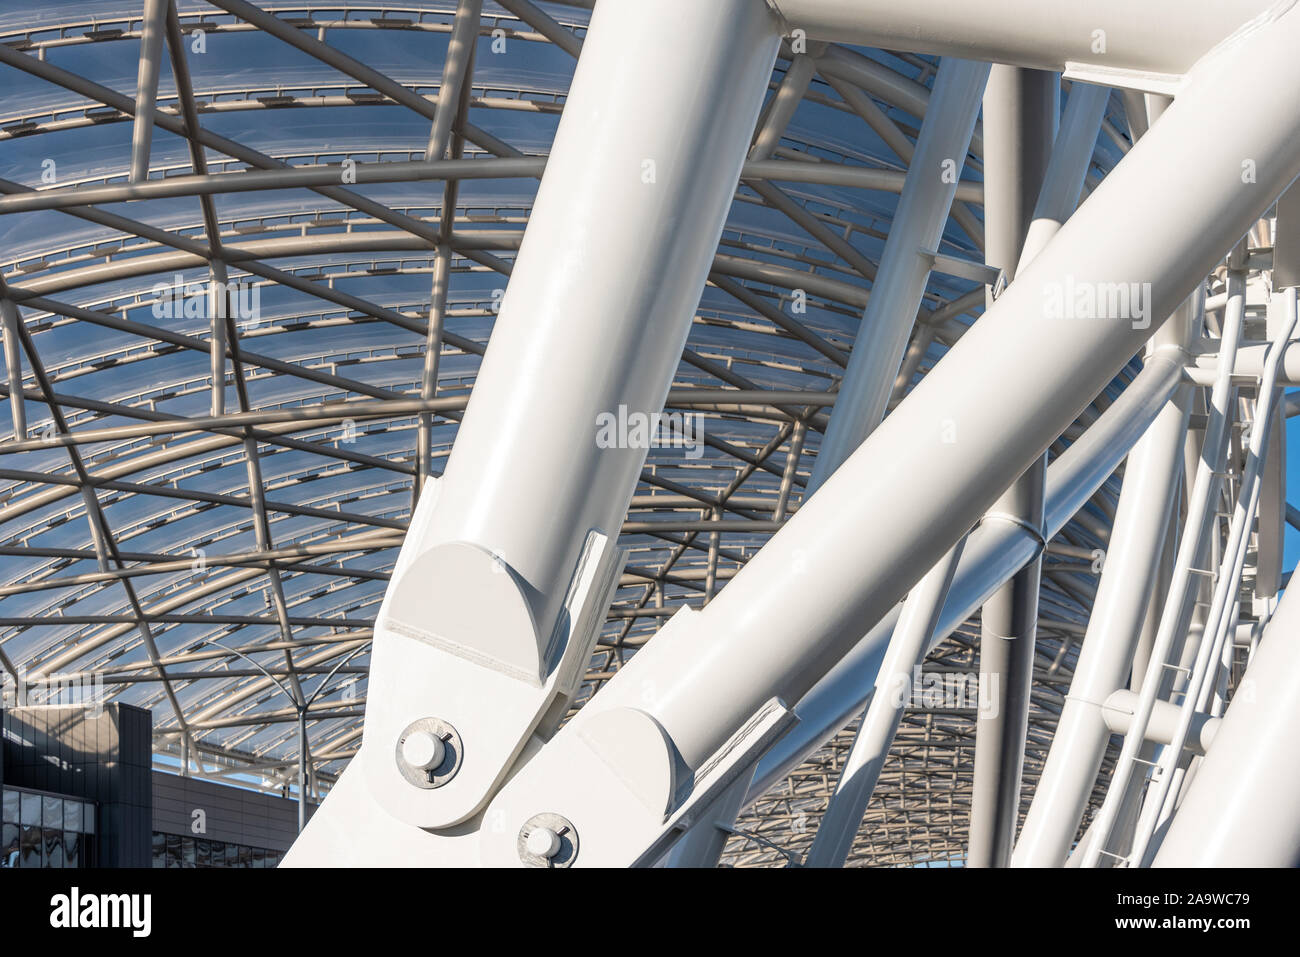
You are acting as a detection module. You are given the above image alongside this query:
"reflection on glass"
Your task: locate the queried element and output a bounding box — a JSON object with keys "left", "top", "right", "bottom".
{"left": 64, "top": 832, "right": 80, "bottom": 868}
{"left": 20, "top": 792, "right": 40, "bottom": 827}
{"left": 1, "top": 823, "right": 18, "bottom": 868}
{"left": 19, "top": 825, "right": 41, "bottom": 867}
{"left": 43, "top": 795, "right": 62, "bottom": 829}
{"left": 44, "top": 828, "right": 64, "bottom": 868}
{"left": 1, "top": 789, "right": 19, "bottom": 825}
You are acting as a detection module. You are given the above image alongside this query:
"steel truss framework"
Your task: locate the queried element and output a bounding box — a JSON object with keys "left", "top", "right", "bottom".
{"left": 0, "top": 0, "right": 1294, "bottom": 868}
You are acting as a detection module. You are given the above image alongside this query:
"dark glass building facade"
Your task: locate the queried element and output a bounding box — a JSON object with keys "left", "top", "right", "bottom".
{"left": 1, "top": 703, "right": 309, "bottom": 868}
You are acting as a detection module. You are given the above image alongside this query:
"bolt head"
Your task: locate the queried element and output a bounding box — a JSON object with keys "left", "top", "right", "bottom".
{"left": 401, "top": 730, "right": 445, "bottom": 771}
{"left": 525, "top": 825, "right": 561, "bottom": 859}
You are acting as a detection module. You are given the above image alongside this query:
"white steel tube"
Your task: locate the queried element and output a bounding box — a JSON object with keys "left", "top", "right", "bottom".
{"left": 804, "top": 541, "right": 966, "bottom": 867}
{"left": 129, "top": 0, "right": 168, "bottom": 183}
{"left": 1011, "top": 306, "right": 1195, "bottom": 868}
{"left": 413, "top": 0, "right": 781, "bottom": 641}
{"left": 1015, "top": 82, "right": 1110, "bottom": 274}
{"left": 747, "top": 353, "right": 1184, "bottom": 800}
{"left": 967, "top": 65, "right": 1057, "bottom": 869}
{"left": 768, "top": 0, "right": 1278, "bottom": 77}
{"left": 1124, "top": 291, "right": 1297, "bottom": 866}
{"left": 1153, "top": 579, "right": 1300, "bottom": 867}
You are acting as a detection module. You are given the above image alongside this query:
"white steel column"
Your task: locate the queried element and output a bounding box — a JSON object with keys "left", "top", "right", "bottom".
{"left": 1153, "top": 577, "right": 1300, "bottom": 867}
{"left": 967, "top": 65, "right": 1057, "bottom": 869}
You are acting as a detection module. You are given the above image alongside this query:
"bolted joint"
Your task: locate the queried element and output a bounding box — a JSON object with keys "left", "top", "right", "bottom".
{"left": 517, "top": 813, "right": 578, "bottom": 868}
{"left": 395, "top": 717, "right": 462, "bottom": 789}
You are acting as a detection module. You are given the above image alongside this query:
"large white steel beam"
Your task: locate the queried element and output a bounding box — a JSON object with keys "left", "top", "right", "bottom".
{"left": 286, "top": 0, "right": 782, "bottom": 853}
{"left": 768, "top": 0, "right": 1278, "bottom": 85}
{"left": 1153, "top": 579, "right": 1300, "bottom": 867}
{"left": 477, "top": 3, "right": 1300, "bottom": 866}
{"left": 747, "top": 352, "right": 1184, "bottom": 800}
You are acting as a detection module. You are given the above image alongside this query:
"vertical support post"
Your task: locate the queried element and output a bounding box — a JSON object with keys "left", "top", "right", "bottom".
{"left": 1153, "top": 571, "right": 1300, "bottom": 867}
{"left": 0, "top": 297, "right": 26, "bottom": 438}
{"left": 967, "top": 65, "right": 1057, "bottom": 868}
{"left": 130, "top": 0, "right": 168, "bottom": 183}
{"left": 207, "top": 261, "right": 229, "bottom": 417}
{"left": 425, "top": 0, "right": 481, "bottom": 163}
{"left": 1011, "top": 303, "right": 1197, "bottom": 867}
{"left": 298, "top": 705, "right": 308, "bottom": 833}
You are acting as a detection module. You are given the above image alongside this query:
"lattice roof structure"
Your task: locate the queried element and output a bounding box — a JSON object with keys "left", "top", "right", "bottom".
{"left": 0, "top": 1, "right": 1291, "bottom": 869}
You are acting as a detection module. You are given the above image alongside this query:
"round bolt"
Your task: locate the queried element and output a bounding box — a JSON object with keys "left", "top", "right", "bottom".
{"left": 394, "top": 717, "right": 462, "bottom": 789}
{"left": 401, "top": 730, "right": 445, "bottom": 771}
{"left": 517, "top": 812, "right": 578, "bottom": 867}
{"left": 525, "top": 825, "right": 561, "bottom": 860}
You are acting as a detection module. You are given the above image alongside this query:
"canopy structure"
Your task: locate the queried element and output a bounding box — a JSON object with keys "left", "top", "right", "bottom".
{"left": 0, "top": 0, "right": 1296, "bottom": 869}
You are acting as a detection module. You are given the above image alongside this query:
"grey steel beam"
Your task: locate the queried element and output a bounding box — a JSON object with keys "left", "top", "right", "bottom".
{"left": 495, "top": 0, "right": 583, "bottom": 58}
{"left": 967, "top": 65, "right": 1057, "bottom": 869}
{"left": 129, "top": 0, "right": 168, "bottom": 183}
{"left": 0, "top": 297, "right": 26, "bottom": 439}
{"left": 0, "top": 278, "right": 199, "bottom": 765}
